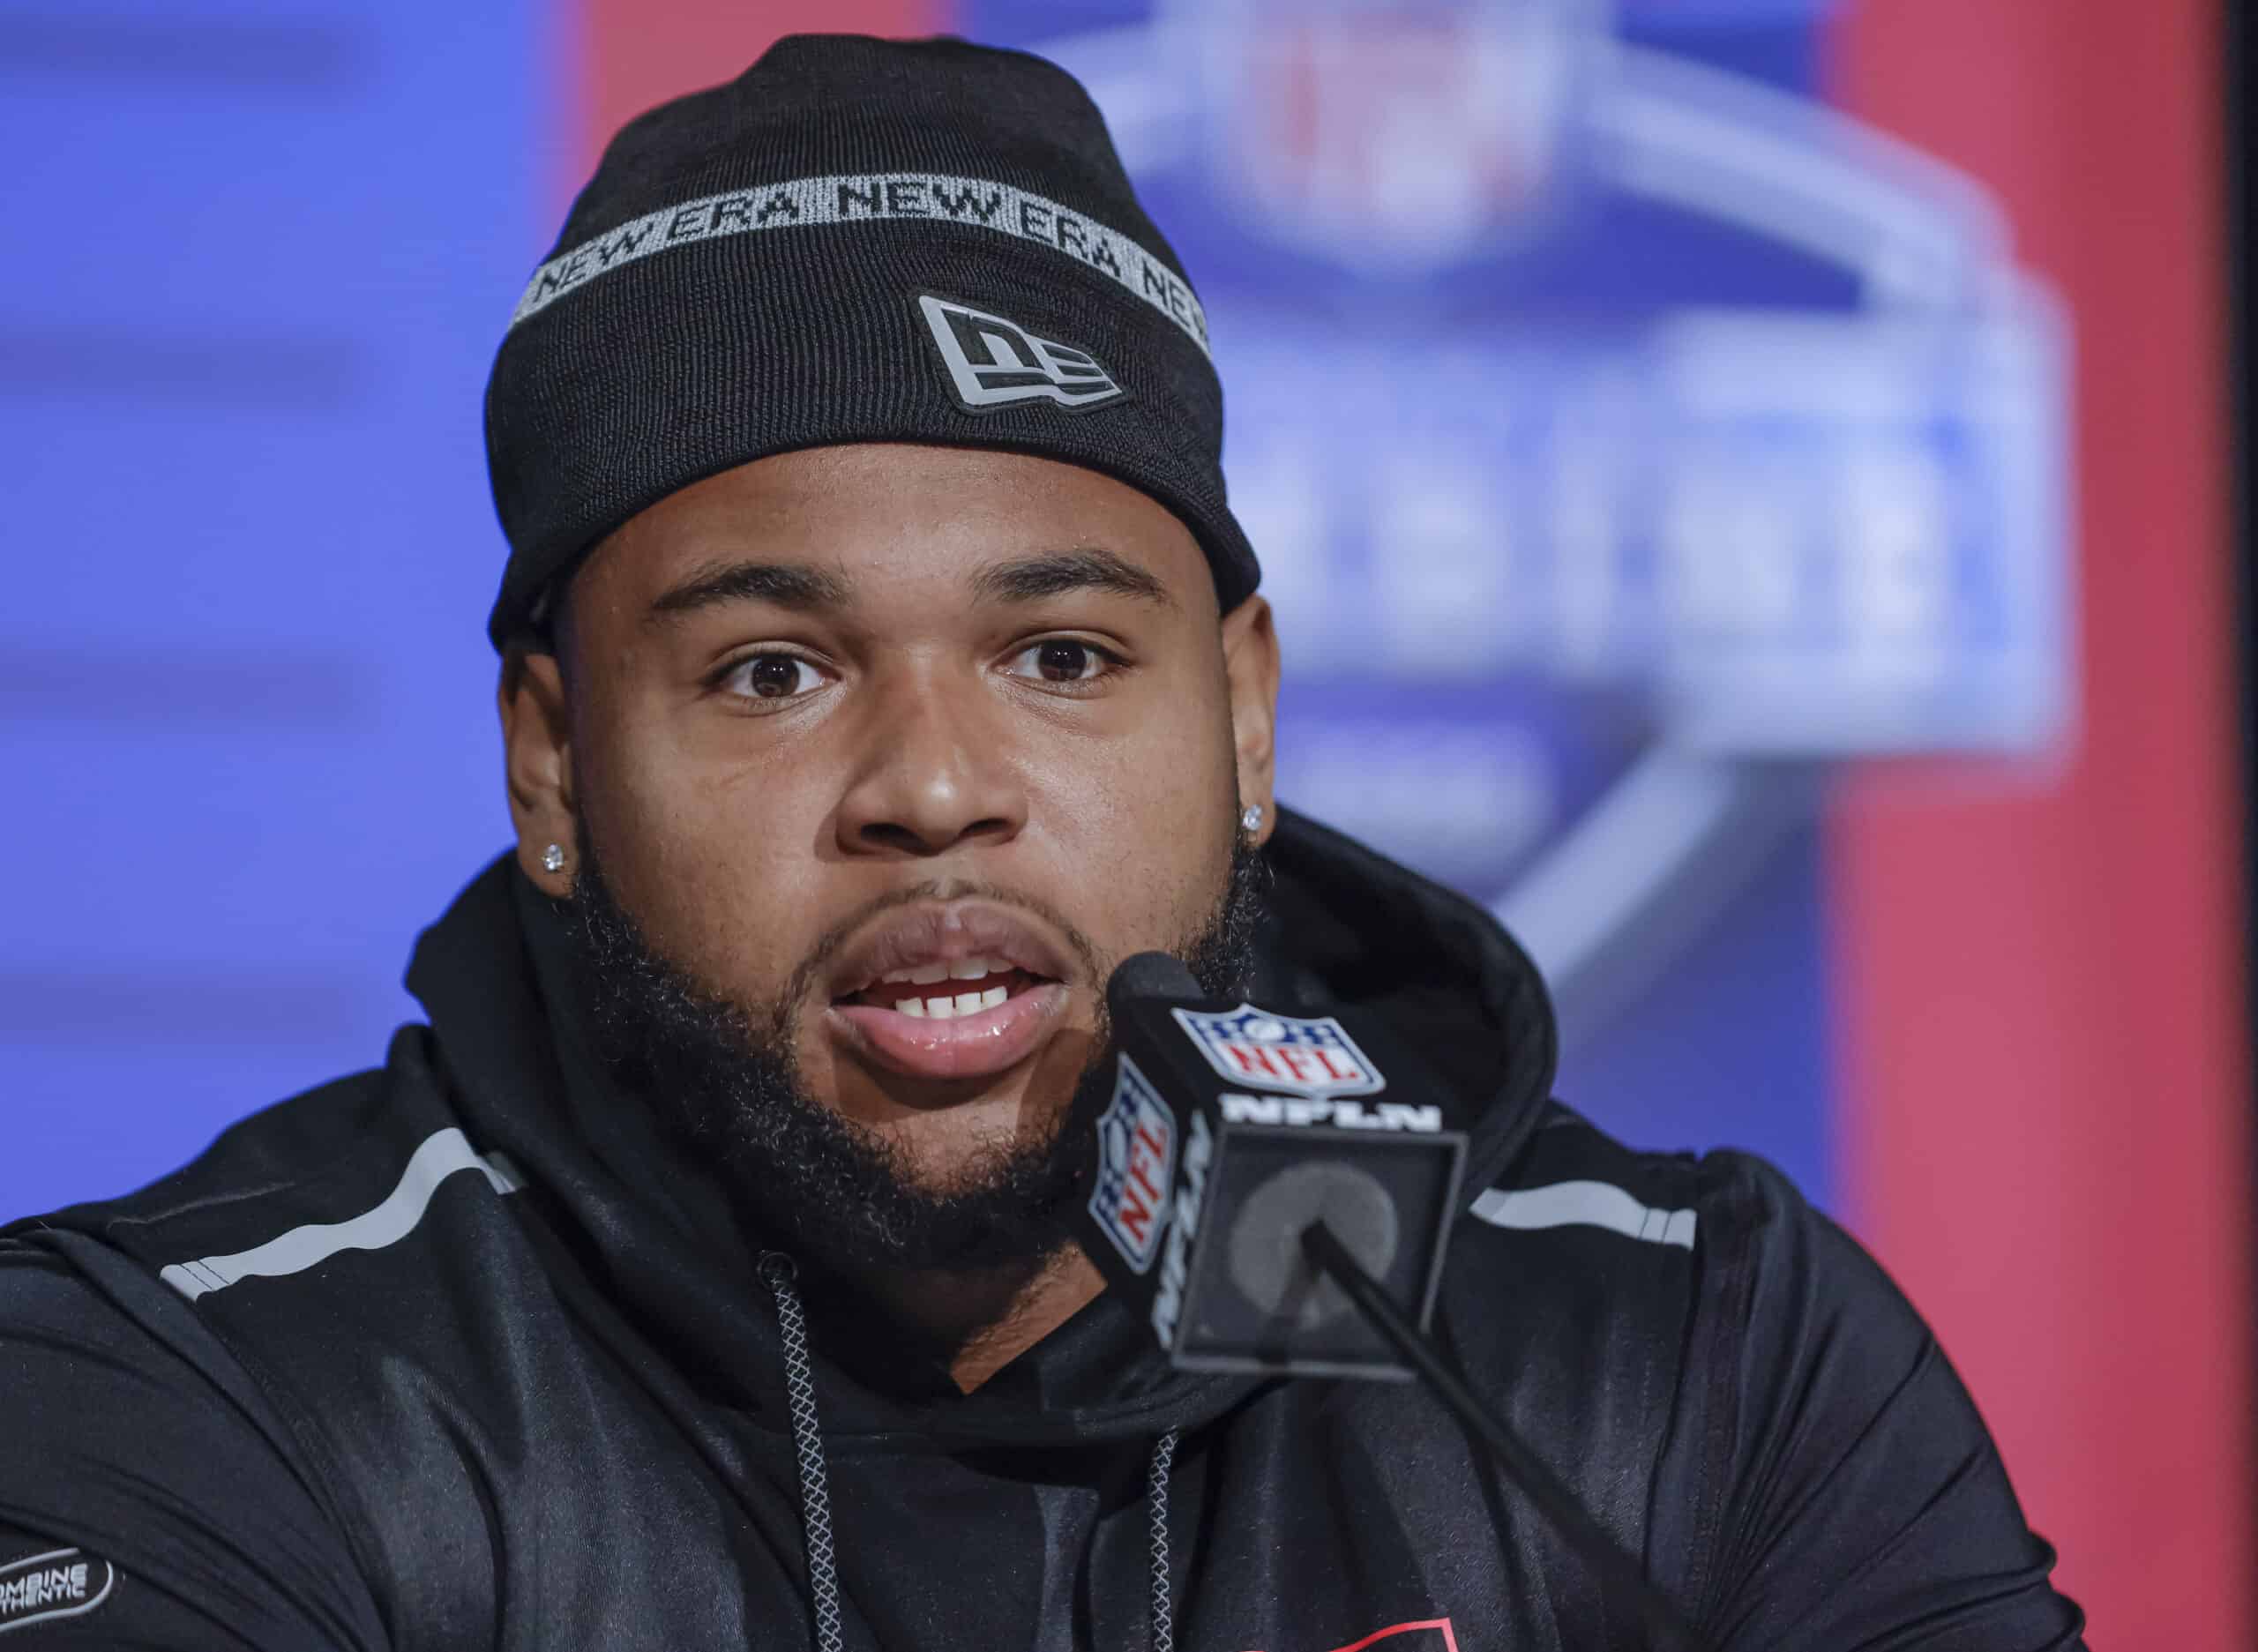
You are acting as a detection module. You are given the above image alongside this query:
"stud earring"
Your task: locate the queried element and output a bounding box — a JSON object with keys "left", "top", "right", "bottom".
{"left": 1241, "top": 804, "right": 1264, "bottom": 834}
{"left": 541, "top": 842, "right": 566, "bottom": 874}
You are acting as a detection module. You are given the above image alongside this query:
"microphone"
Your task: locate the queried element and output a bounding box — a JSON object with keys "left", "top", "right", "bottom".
{"left": 1079, "top": 953, "right": 1717, "bottom": 1651}
{"left": 1074, "top": 952, "right": 1470, "bottom": 1379}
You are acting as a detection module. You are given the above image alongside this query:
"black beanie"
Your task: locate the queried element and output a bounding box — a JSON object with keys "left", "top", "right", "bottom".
{"left": 482, "top": 33, "right": 1259, "bottom": 650}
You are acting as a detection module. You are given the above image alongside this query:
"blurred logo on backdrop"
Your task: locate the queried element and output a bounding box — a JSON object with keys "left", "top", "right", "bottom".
{"left": 1200, "top": 0, "right": 1598, "bottom": 265}
{"left": 1031, "top": 0, "right": 2069, "bottom": 1035}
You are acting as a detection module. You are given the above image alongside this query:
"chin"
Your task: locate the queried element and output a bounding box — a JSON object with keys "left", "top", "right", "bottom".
{"left": 848, "top": 1073, "right": 1063, "bottom": 1162}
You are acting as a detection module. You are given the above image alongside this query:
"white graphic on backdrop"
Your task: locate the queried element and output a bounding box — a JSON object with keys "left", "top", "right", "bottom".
{"left": 1037, "top": 0, "right": 2069, "bottom": 1035}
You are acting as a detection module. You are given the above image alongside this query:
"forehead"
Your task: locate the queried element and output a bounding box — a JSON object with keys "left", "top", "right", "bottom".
{"left": 574, "top": 443, "right": 1215, "bottom": 615}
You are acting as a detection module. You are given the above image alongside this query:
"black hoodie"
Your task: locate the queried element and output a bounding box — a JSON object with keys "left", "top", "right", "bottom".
{"left": 1, "top": 812, "right": 2083, "bottom": 1648}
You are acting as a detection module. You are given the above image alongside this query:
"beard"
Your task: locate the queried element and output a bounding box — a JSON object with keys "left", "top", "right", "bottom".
{"left": 554, "top": 822, "right": 1267, "bottom": 1283}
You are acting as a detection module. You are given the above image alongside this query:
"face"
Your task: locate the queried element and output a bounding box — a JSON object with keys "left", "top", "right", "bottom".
{"left": 502, "top": 444, "right": 1280, "bottom": 1265}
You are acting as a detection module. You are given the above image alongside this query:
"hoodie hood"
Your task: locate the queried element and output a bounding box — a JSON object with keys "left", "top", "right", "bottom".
{"left": 403, "top": 807, "right": 1557, "bottom": 1450}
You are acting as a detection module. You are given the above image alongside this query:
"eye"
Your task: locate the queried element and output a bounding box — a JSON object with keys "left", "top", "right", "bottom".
{"left": 1006, "top": 638, "right": 1118, "bottom": 684}
{"left": 721, "top": 652, "right": 825, "bottom": 701}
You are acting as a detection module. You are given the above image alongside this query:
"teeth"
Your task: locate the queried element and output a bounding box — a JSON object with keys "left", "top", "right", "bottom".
{"left": 879, "top": 957, "right": 1021, "bottom": 988}
{"left": 879, "top": 961, "right": 951, "bottom": 985}
{"left": 883, "top": 983, "right": 1013, "bottom": 1020}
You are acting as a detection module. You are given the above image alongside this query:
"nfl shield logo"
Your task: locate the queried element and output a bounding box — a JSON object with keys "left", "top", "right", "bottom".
{"left": 1089, "top": 1056, "right": 1178, "bottom": 1274}
{"left": 1171, "top": 1005, "right": 1387, "bottom": 1098}
{"left": 1193, "top": 0, "right": 1599, "bottom": 269}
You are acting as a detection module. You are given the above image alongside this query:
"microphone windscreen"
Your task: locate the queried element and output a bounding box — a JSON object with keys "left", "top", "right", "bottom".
{"left": 1227, "top": 1162, "right": 1400, "bottom": 1327}
{"left": 1106, "top": 951, "right": 1202, "bottom": 1019}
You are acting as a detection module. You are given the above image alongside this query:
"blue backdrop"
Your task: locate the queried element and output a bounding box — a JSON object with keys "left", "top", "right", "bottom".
{"left": 1, "top": 0, "right": 2066, "bottom": 1228}
{"left": 2, "top": 1, "right": 552, "bottom": 1214}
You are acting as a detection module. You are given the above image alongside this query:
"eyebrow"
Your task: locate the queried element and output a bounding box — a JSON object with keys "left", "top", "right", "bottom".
{"left": 968, "top": 547, "right": 1175, "bottom": 609}
{"left": 644, "top": 544, "right": 1174, "bottom": 624}
{"left": 647, "top": 558, "right": 854, "bottom": 621}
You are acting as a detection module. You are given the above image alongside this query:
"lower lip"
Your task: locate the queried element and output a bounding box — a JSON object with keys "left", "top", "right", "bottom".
{"left": 826, "top": 983, "right": 1070, "bottom": 1082}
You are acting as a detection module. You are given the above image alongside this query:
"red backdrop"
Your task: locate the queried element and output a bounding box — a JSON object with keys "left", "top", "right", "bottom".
{"left": 1831, "top": 1, "right": 2252, "bottom": 1641}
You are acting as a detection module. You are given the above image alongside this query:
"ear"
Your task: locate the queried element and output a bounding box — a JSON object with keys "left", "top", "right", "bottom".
{"left": 1218, "top": 594, "right": 1280, "bottom": 846}
{"left": 498, "top": 645, "right": 578, "bottom": 896}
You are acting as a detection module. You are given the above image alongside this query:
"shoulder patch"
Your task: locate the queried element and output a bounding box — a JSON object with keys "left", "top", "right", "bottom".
{"left": 0, "top": 1545, "right": 115, "bottom": 1634}
{"left": 157, "top": 1126, "right": 525, "bottom": 1302}
{"left": 1472, "top": 1180, "right": 1696, "bottom": 1250}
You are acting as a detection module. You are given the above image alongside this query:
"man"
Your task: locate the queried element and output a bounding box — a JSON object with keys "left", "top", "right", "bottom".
{"left": 0, "top": 34, "right": 2082, "bottom": 1650}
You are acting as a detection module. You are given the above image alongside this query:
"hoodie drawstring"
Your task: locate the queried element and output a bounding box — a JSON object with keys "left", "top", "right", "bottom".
{"left": 761, "top": 1253, "right": 845, "bottom": 1652}
{"left": 761, "top": 1252, "right": 1184, "bottom": 1652}
{"left": 1147, "top": 1427, "right": 1180, "bottom": 1652}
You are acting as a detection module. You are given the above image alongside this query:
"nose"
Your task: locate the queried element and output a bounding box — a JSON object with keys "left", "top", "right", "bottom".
{"left": 832, "top": 664, "right": 1027, "bottom": 858}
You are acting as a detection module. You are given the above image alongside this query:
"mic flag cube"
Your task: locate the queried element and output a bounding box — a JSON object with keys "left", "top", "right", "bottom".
{"left": 1087, "top": 1052, "right": 1179, "bottom": 1276}
{"left": 1078, "top": 954, "right": 1470, "bottom": 1379}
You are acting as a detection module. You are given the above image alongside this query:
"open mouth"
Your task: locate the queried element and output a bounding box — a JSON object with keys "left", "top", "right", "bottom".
{"left": 836, "top": 954, "right": 1058, "bottom": 1020}
{"left": 820, "top": 908, "right": 1080, "bottom": 1085}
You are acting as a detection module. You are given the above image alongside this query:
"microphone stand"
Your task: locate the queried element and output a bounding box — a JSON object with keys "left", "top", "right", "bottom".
{"left": 1300, "top": 1222, "right": 1716, "bottom": 1652}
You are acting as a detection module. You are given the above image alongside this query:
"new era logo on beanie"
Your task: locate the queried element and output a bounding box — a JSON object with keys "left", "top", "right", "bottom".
{"left": 482, "top": 34, "right": 1260, "bottom": 649}
{"left": 510, "top": 174, "right": 1211, "bottom": 356}
{"left": 917, "top": 295, "right": 1127, "bottom": 414}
